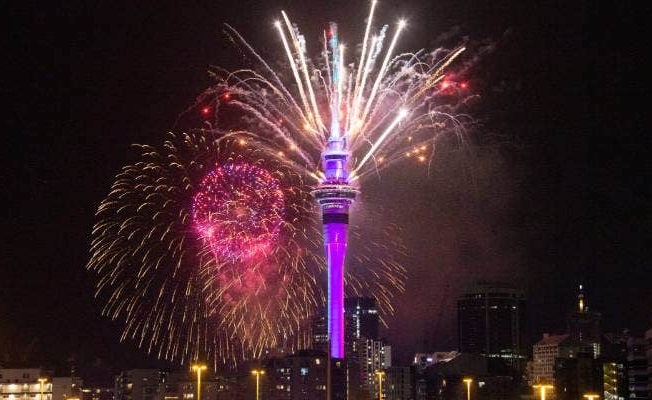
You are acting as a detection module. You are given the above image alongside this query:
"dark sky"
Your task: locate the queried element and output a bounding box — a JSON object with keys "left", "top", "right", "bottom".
{"left": 2, "top": 0, "right": 650, "bottom": 376}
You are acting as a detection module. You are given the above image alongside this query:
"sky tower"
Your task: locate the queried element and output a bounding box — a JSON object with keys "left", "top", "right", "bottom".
{"left": 312, "top": 22, "right": 357, "bottom": 360}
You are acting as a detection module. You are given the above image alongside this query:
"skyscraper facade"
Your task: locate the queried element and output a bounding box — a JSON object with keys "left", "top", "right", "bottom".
{"left": 311, "top": 310, "right": 329, "bottom": 354}
{"left": 532, "top": 333, "right": 570, "bottom": 384}
{"left": 344, "top": 297, "right": 380, "bottom": 358}
{"left": 567, "top": 285, "right": 602, "bottom": 358}
{"left": 357, "top": 339, "right": 392, "bottom": 399}
{"left": 627, "top": 336, "right": 649, "bottom": 400}
{"left": 457, "top": 282, "right": 526, "bottom": 369}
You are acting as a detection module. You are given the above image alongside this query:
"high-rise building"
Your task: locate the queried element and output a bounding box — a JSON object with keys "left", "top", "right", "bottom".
{"left": 603, "top": 361, "right": 627, "bottom": 400}
{"left": 356, "top": 339, "right": 391, "bottom": 397}
{"left": 312, "top": 297, "right": 380, "bottom": 357}
{"left": 554, "top": 350, "right": 604, "bottom": 400}
{"left": 344, "top": 296, "right": 380, "bottom": 363}
{"left": 344, "top": 297, "right": 379, "bottom": 341}
{"left": 457, "top": 282, "right": 526, "bottom": 369}
{"left": 627, "top": 336, "right": 649, "bottom": 400}
{"left": 311, "top": 309, "right": 329, "bottom": 354}
{"left": 567, "top": 285, "right": 602, "bottom": 358}
{"left": 602, "top": 331, "right": 629, "bottom": 400}
{"left": 531, "top": 333, "right": 570, "bottom": 385}
{"left": 342, "top": 297, "right": 382, "bottom": 399}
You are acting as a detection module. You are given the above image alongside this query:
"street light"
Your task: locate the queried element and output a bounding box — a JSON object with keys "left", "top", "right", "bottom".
{"left": 375, "top": 371, "right": 386, "bottom": 400}
{"left": 191, "top": 364, "right": 207, "bottom": 400}
{"left": 38, "top": 378, "right": 48, "bottom": 400}
{"left": 251, "top": 370, "right": 265, "bottom": 400}
{"left": 533, "top": 384, "right": 554, "bottom": 400}
{"left": 583, "top": 394, "right": 600, "bottom": 400}
{"left": 463, "top": 378, "right": 473, "bottom": 400}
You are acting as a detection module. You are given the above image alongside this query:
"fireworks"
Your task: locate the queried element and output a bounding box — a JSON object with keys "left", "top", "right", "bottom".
{"left": 193, "top": 2, "right": 473, "bottom": 182}
{"left": 192, "top": 162, "right": 285, "bottom": 260}
{"left": 89, "top": 0, "right": 473, "bottom": 366}
{"left": 88, "top": 133, "right": 406, "bottom": 366}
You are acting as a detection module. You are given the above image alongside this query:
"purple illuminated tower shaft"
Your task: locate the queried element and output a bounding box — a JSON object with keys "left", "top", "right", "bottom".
{"left": 312, "top": 22, "right": 357, "bottom": 360}
{"left": 313, "top": 160, "right": 356, "bottom": 359}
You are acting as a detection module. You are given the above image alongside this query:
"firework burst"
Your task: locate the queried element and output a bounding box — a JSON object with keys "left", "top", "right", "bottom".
{"left": 89, "top": 0, "right": 474, "bottom": 366}
{"left": 192, "top": 162, "right": 285, "bottom": 260}
{"left": 88, "top": 132, "right": 406, "bottom": 366}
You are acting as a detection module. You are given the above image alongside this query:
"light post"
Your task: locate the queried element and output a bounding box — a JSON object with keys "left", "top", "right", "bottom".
{"left": 533, "top": 384, "right": 554, "bottom": 400}
{"left": 375, "top": 371, "right": 385, "bottom": 400}
{"left": 251, "top": 370, "right": 265, "bottom": 400}
{"left": 191, "top": 364, "right": 207, "bottom": 400}
{"left": 583, "top": 394, "right": 600, "bottom": 400}
{"left": 463, "top": 378, "right": 473, "bottom": 400}
{"left": 38, "top": 378, "right": 48, "bottom": 400}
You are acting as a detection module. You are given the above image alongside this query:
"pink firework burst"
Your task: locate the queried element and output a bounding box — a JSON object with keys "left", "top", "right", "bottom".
{"left": 192, "top": 162, "right": 285, "bottom": 260}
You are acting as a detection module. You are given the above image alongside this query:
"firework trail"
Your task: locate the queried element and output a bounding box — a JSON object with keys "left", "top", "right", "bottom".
{"left": 88, "top": 133, "right": 406, "bottom": 365}
{"left": 88, "top": 135, "right": 319, "bottom": 365}
{"left": 88, "top": 0, "right": 473, "bottom": 366}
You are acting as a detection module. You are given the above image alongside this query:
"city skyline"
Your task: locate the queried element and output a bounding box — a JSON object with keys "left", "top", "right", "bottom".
{"left": 2, "top": 0, "right": 650, "bottom": 375}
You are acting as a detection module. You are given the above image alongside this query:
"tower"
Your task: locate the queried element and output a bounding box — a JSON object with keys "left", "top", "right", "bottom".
{"left": 311, "top": 22, "right": 357, "bottom": 361}
{"left": 567, "top": 284, "right": 601, "bottom": 358}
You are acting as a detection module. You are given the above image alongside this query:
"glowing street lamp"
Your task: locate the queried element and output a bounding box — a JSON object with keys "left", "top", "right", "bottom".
{"left": 533, "top": 384, "right": 554, "bottom": 400}
{"left": 251, "top": 370, "right": 265, "bottom": 400}
{"left": 583, "top": 394, "right": 600, "bottom": 400}
{"left": 375, "top": 371, "right": 385, "bottom": 400}
{"left": 191, "top": 364, "right": 207, "bottom": 400}
{"left": 38, "top": 378, "right": 48, "bottom": 400}
{"left": 463, "top": 378, "right": 473, "bottom": 400}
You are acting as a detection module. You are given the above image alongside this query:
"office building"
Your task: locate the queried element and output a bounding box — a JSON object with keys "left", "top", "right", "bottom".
{"left": 311, "top": 310, "right": 329, "bottom": 354}
{"left": 344, "top": 297, "right": 379, "bottom": 341}
{"left": 531, "top": 333, "right": 570, "bottom": 385}
{"left": 554, "top": 350, "right": 603, "bottom": 400}
{"left": 457, "top": 282, "right": 526, "bottom": 369}
{"left": 357, "top": 339, "right": 391, "bottom": 398}
{"left": 603, "top": 361, "right": 626, "bottom": 400}
{"left": 344, "top": 297, "right": 380, "bottom": 363}
{"left": 627, "top": 336, "right": 649, "bottom": 400}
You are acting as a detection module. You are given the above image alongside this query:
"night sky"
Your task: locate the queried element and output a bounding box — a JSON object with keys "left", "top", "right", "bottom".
{"left": 2, "top": 0, "right": 650, "bottom": 378}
